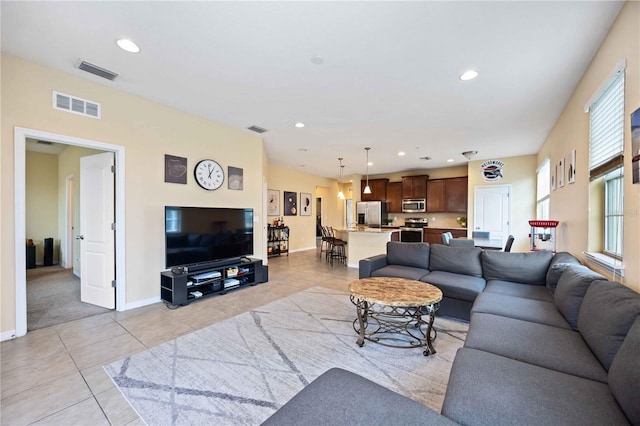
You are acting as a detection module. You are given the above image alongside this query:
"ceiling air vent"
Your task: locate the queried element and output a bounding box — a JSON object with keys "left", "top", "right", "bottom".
{"left": 53, "top": 91, "right": 101, "bottom": 119}
{"left": 247, "top": 125, "right": 268, "bottom": 134}
{"left": 78, "top": 60, "right": 119, "bottom": 81}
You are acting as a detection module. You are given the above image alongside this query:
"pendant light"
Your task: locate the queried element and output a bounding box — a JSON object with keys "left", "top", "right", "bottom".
{"left": 337, "top": 158, "right": 345, "bottom": 200}
{"left": 363, "top": 147, "right": 372, "bottom": 194}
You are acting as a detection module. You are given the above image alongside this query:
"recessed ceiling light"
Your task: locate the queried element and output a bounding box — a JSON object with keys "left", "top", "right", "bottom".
{"left": 447, "top": 158, "right": 455, "bottom": 163}
{"left": 295, "top": 122, "right": 305, "bottom": 128}
{"left": 459, "top": 70, "right": 478, "bottom": 81}
{"left": 310, "top": 55, "right": 324, "bottom": 65}
{"left": 116, "top": 38, "right": 141, "bottom": 53}
{"left": 367, "top": 162, "right": 373, "bottom": 166}
{"left": 398, "top": 152, "right": 406, "bottom": 156}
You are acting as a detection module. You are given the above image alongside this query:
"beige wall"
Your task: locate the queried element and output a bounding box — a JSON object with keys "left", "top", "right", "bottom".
{"left": 1, "top": 54, "right": 265, "bottom": 334}
{"left": 267, "top": 164, "right": 338, "bottom": 252}
{"left": 25, "top": 151, "right": 59, "bottom": 264}
{"left": 468, "top": 155, "right": 538, "bottom": 253}
{"left": 537, "top": 1, "right": 639, "bottom": 292}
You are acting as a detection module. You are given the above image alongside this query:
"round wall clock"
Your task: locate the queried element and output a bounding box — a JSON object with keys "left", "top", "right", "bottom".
{"left": 194, "top": 159, "right": 224, "bottom": 190}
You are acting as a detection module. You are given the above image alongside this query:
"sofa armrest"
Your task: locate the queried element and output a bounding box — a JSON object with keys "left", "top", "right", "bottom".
{"left": 359, "top": 254, "right": 388, "bottom": 278}
{"left": 261, "top": 368, "right": 458, "bottom": 426}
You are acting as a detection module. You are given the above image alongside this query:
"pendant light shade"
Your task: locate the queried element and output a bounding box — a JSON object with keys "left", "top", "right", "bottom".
{"left": 363, "top": 147, "right": 372, "bottom": 194}
{"left": 337, "top": 158, "right": 345, "bottom": 200}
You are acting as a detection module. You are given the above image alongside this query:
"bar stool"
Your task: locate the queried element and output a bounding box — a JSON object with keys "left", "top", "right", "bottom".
{"left": 327, "top": 227, "right": 347, "bottom": 266}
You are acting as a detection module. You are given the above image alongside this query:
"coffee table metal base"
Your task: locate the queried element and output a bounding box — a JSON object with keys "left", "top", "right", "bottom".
{"left": 350, "top": 296, "right": 440, "bottom": 356}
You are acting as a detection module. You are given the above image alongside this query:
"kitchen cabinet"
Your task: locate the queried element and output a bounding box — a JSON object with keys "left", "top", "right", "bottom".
{"left": 402, "top": 175, "right": 428, "bottom": 199}
{"left": 386, "top": 182, "right": 402, "bottom": 213}
{"left": 361, "top": 178, "right": 389, "bottom": 201}
{"left": 423, "top": 228, "right": 467, "bottom": 245}
{"left": 426, "top": 177, "right": 468, "bottom": 213}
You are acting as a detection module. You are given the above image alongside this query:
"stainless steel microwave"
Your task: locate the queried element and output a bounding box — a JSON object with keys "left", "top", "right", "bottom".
{"left": 402, "top": 198, "right": 426, "bottom": 213}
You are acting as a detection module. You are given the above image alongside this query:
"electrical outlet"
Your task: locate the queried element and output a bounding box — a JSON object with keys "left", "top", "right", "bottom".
{"left": 431, "top": 217, "right": 436, "bottom": 221}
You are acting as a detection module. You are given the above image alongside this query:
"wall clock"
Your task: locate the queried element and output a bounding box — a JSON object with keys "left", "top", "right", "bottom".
{"left": 194, "top": 159, "right": 224, "bottom": 190}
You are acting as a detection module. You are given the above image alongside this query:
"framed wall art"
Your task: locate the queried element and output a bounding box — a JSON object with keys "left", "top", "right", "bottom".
{"left": 284, "top": 191, "right": 297, "bottom": 216}
{"left": 228, "top": 166, "right": 243, "bottom": 190}
{"left": 558, "top": 158, "right": 565, "bottom": 188}
{"left": 267, "top": 189, "right": 280, "bottom": 216}
{"left": 164, "top": 154, "right": 187, "bottom": 184}
{"left": 568, "top": 150, "right": 576, "bottom": 184}
{"left": 300, "top": 193, "right": 312, "bottom": 216}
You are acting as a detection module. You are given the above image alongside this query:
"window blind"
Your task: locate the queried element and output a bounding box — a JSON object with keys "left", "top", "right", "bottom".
{"left": 588, "top": 70, "right": 625, "bottom": 180}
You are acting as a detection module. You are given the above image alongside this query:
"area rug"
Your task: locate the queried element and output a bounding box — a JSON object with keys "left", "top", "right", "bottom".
{"left": 104, "top": 286, "right": 468, "bottom": 425}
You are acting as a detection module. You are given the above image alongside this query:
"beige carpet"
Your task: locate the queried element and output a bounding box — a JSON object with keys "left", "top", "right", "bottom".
{"left": 27, "top": 266, "right": 111, "bottom": 331}
{"left": 106, "top": 286, "right": 468, "bottom": 425}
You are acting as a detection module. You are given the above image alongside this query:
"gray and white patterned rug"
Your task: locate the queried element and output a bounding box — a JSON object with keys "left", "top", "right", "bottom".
{"left": 104, "top": 287, "right": 468, "bottom": 425}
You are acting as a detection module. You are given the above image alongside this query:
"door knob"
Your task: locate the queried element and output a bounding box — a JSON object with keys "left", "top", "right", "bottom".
{"left": 76, "top": 235, "right": 84, "bottom": 240}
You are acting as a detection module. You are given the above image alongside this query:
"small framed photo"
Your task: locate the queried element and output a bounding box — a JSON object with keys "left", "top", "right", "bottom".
{"left": 558, "top": 158, "right": 565, "bottom": 188}
{"left": 300, "top": 193, "right": 312, "bottom": 216}
{"left": 164, "top": 154, "right": 187, "bottom": 184}
{"left": 284, "top": 191, "right": 297, "bottom": 216}
{"left": 267, "top": 189, "right": 280, "bottom": 216}
{"left": 568, "top": 150, "right": 576, "bottom": 184}
{"left": 228, "top": 166, "right": 243, "bottom": 190}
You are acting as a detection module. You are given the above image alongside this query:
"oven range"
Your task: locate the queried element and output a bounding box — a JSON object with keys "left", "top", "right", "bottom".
{"left": 400, "top": 218, "right": 429, "bottom": 242}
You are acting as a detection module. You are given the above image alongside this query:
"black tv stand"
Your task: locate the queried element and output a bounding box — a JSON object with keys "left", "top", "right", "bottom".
{"left": 160, "top": 257, "right": 268, "bottom": 307}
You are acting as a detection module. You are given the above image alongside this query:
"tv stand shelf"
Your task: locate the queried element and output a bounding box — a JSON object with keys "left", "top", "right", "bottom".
{"left": 160, "top": 257, "right": 268, "bottom": 307}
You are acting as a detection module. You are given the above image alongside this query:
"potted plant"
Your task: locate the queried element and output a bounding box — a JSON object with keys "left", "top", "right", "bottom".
{"left": 456, "top": 216, "right": 467, "bottom": 228}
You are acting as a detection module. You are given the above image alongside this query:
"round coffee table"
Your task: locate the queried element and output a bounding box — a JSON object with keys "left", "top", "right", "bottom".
{"left": 348, "top": 277, "right": 443, "bottom": 356}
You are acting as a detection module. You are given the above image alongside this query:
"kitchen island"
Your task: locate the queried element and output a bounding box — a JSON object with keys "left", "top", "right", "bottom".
{"left": 334, "top": 227, "right": 399, "bottom": 268}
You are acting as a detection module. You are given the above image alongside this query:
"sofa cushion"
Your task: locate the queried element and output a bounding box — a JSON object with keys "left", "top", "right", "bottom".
{"left": 371, "top": 265, "right": 429, "bottom": 281}
{"left": 554, "top": 265, "right": 605, "bottom": 330}
{"left": 386, "top": 241, "right": 430, "bottom": 269}
{"left": 429, "top": 244, "right": 483, "bottom": 277}
{"left": 546, "top": 252, "right": 582, "bottom": 294}
{"left": 484, "top": 280, "right": 554, "bottom": 302}
{"left": 481, "top": 250, "right": 553, "bottom": 285}
{"left": 261, "top": 368, "right": 458, "bottom": 426}
{"left": 420, "top": 271, "right": 486, "bottom": 303}
{"left": 471, "top": 292, "right": 571, "bottom": 329}
{"left": 608, "top": 317, "right": 640, "bottom": 425}
{"left": 441, "top": 348, "right": 630, "bottom": 426}
{"left": 465, "top": 313, "right": 607, "bottom": 382}
{"left": 577, "top": 280, "right": 640, "bottom": 370}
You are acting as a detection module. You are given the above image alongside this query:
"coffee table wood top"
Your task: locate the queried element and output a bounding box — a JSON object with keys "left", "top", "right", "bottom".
{"left": 349, "top": 277, "right": 442, "bottom": 307}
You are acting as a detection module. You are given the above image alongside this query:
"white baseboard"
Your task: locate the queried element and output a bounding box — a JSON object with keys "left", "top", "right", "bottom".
{"left": 289, "top": 246, "right": 317, "bottom": 253}
{"left": 124, "top": 296, "right": 162, "bottom": 311}
{"left": 1, "top": 330, "right": 18, "bottom": 342}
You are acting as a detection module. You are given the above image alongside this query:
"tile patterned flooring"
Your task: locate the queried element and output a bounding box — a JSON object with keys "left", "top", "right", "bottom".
{"left": 1, "top": 248, "right": 359, "bottom": 425}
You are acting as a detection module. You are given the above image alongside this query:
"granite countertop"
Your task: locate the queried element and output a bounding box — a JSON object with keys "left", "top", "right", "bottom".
{"left": 425, "top": 226, "right": 467, "bottom": 230}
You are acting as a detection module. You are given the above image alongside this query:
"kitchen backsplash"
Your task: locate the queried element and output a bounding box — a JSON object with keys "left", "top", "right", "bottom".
{"left": 390, "top": 212, "right": 466, "bottom": 228}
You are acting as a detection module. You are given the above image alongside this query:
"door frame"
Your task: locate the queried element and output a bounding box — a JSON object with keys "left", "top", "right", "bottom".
{"left": 14, "top": 127, "right": 127, "bottom": 338}
{"left": 64, "top": 174, "right": 75, "bottom": 272}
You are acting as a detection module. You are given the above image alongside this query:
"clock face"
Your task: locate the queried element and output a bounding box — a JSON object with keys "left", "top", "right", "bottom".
{"left": 194, "top": 159, "right": 224, "bottom": 190}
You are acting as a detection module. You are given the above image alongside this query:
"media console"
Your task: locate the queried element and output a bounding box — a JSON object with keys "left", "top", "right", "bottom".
{"left": 160, "top": 257, "right": 268, "bottom": 307}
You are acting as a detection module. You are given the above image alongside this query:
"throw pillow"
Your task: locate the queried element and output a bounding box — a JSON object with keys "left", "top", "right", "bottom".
{"left": 554, "top": 265, "right": 605, "bottom": 330}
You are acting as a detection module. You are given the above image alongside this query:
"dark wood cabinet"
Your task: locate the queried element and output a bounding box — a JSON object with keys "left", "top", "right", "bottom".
{"left": 423, "top": 228, "right": 467, "bottom": 245}
{"left": 426, "top": 179, "right": 446, "bottom": 212}
{"left": 402, "top": 175, "right": 428, "bottom": 199}
{"left": 426, "top": 177, "right": 468, "bottom": 213}
{"left": 361, "top": 178, "right": 389, "bottom": 201}
{"left": 386, "top": 182, "right": 402, "bottom": 213}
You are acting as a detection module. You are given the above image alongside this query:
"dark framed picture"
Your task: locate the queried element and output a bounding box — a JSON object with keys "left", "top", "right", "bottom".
{"left": 300, "top": 193, "right": 312, "bottom": 216}
{"left": 228, "top": 166, "right": 243, "bottom": 190}
{"left": 284, "top": 191, "right": 297, "bottom": 216}
{"left": 164, "top": 154, "right": 187, "bottom": 184}
{"left": 267, "top": 189, "right": 280, "bottom": 216}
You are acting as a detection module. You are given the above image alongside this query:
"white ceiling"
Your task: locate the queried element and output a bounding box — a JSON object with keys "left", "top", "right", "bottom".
{"left": 1, "top": 1, "right": 624, "bottom": 179}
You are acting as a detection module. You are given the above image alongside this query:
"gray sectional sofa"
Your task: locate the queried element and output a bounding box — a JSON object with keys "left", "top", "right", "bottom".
{"left": 263, "top": 242, "right": 640, "bottom": 425}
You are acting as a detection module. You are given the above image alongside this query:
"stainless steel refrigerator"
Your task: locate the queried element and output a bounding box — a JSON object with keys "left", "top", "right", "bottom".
{"left": 356, "top": 201, "right": 388, "bottom": 227}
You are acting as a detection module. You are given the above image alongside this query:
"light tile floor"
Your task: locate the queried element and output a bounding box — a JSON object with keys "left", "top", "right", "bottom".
{"left": 1, "top": 248, "right": 358, "bottom": 425}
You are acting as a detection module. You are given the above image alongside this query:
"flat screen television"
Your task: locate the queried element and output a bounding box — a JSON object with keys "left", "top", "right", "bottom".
{"left": 165, "top": 206, "right": 254, "bottom": 268}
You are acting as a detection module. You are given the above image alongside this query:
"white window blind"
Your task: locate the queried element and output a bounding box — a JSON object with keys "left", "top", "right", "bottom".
{"left": 588, "top": 70, "right": 625, "bottom": 178}
{"left": 536, "top": 159, "right": 550, "bottom": 220}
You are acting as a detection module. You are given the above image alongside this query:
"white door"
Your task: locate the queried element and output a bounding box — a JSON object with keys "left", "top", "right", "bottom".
{"left": 474, "top": 185, "right": 511, "bottom": 245}
{"left": 79, "top": 152, "right": 115, "bottom": 309}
